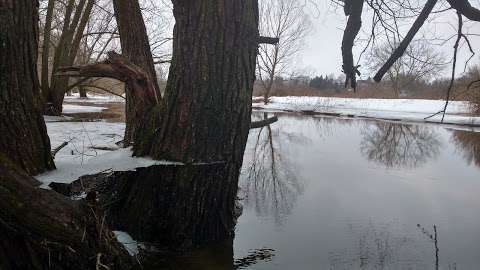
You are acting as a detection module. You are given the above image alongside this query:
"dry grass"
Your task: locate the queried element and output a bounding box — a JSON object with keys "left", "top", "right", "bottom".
{"left": 253, "top": 81, "right": 450, "bottom": 100}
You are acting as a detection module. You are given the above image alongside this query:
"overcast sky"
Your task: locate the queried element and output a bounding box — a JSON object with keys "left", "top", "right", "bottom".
{"left": 295, "top": 1, "right": 480, "bottom": 79}
{"left": 146, "top": 0, "right": 480, "bottom": 80}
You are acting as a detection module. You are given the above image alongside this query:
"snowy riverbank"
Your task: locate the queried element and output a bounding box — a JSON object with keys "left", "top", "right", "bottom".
{"left": 253, "top": 96, "right": 480, "bottom": 126}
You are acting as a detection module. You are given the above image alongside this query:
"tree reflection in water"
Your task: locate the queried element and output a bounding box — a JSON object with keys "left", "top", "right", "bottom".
{"left": 360, "top": 122, "right": 441, "bottom": 168}
{"left": 143, "top": 240, "right": 274, "bottom": 270}
{"left": 328, "top": 221, "right": 448, "bottom": 270}
{"left": 240, "top": 113, "right": 303, "bottom": 224}
{"left": 452, "top": 130, "right": 480, "bottom": 167}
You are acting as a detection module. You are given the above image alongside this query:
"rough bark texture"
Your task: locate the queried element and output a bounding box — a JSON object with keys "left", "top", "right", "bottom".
{"left": 131, "top": 1, "right": 260, "bottom": 248}
{"left": 112, "top": 0, "right": 161, "bottom": 146}
{"left": 51, "top": 165, "right": 238, "bottom": 250}
{"left": 56, "top": 0, "right": 260, "bottom": 250}
{"left": 0, "top": 2, "right": 134, "bottom": 268}
{"left": 143, "top": 0, "right": 259, "bottom": 162}
{"left": 0, "top": 161, "right": 134, "bottom": 270}
{"left": 0, "top": 0, "right": 55, "bottom": 175}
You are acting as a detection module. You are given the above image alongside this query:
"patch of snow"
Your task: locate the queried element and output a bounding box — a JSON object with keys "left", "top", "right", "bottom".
{"left": 63, "top": 104, "right": 106, "bottom": 113}
{"left": 71, "top": 192, "right": 87, "bottom": 200}
{"left": 113, "top": 231, "right": 143, "bottom": 256}
{"left": 38, "top": 120, "right": 183, "bottom": 186}
{"left": 254, "top": 96, "right": 480, "bottom": 126}
{"left": 44, "top": 115, "right": 74, "bottom": 122}
{"left": 65, "top": 93, "right": 125, "bottom": 103}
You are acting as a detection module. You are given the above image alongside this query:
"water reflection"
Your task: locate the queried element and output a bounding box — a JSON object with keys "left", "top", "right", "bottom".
{"left": 144, "top": 241, "right": 274, "bottom": 270}
{"left": 328, "top": 221, "right": 450, "bottom": 270}
{"left": 452, "top": 130, "right": 480, "bottom": 167}
{"left": 147, "top": 114, "right": 480, "bottom": 269}
{"left": 360, "top": 122, "right": 441, "bottom": 168}
{"left": 241, "top": 113, "right": 303, "bottom": 224}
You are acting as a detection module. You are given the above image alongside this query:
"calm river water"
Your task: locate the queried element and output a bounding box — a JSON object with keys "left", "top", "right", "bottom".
{"left": 159, "top": 112, "right": 480, "bottom": 270}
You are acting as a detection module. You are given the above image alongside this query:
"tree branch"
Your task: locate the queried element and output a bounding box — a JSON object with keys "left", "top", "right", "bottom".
{"left": 250, "top": 116, "right": 279, "bottom": 129}
{"left": 258, "top": 36, "right": 280, "bottom": 45}
{"left": 373, "top": 0, "right": 438, "bottom": 82}
{"left": 447, "top": 0, "right": 480, "bottom": 21}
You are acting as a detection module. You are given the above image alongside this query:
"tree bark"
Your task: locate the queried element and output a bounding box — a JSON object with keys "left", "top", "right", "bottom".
{"left": 43, "top": 0, "right": 94, "bottom": 115}
{"left": 341, "top": 0, "right": 364, "bottom": 90}
{"left": 57, "top": 0, "right": 260, "bottom": 250}
{"left": 133, "top": 0, "right": 260, "bottom": 248}
{"left": 0, "top": 0, "right": 55, "bottom": 175}
{"left": 40, "top": 0, "right": 55, "bottom": 95}
{"left": 112, "top": 0, "right": 162, "bottom": 146}
{"left": 0, "top": 162, "right": 134, "bottom": 270}
{"left": 0, "top": 2, "right": 134, "bottom": 268}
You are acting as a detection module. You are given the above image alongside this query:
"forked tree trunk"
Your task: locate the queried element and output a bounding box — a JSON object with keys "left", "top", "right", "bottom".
{"left": 43, "top": 0, "right": 94, "bottom": 115}
{"left": 112, "top": 0, "right": 162, "bottom": 146}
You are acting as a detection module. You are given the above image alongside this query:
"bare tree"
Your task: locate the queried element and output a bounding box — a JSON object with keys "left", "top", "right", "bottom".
{"left": 367, "top": 40, "right": 446, "bottom": 97}
{"left": 360, "top": 122, "right": 441, "bottom": 168}
{"left": 257, "top": 0, "right": 311, "bottom": 104}
{"left": 339, "top": 0, "right": 480, "bottom": 119}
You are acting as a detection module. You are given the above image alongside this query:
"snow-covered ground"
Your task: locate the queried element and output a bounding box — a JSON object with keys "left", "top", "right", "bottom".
{"left": 36, "top": 121, "right": 182, "bottom": 187}
{"left": 254, "top": 96, "right": 480, "bottom": 126}
{"left": 64, "top": 93, "right": 125, "bottom": 104}
{"left": 37, "top": 96, "right": 480, "bottom": 186}
{"left": 63, "top": 104, "right": 106, "bottom": 113}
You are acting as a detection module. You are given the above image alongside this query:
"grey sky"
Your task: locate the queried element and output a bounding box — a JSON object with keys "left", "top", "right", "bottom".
{"left": 296, "top": 1, "right": 480, "bottom": 79}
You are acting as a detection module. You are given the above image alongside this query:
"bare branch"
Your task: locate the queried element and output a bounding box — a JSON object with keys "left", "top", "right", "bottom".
{"left": 373, "top": 0, "right": 438, "bottom": 82}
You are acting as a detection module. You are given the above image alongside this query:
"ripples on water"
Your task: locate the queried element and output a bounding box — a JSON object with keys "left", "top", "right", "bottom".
{"left": 154, "top": 112, "right": 480, "bottom": 269}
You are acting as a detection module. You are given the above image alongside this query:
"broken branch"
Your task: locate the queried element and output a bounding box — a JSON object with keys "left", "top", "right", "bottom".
{"left": 250, "top": 116, "right": 279, "bottom": 129}
{"left": 258, "top": 36, "right": 280, "bottom": 45}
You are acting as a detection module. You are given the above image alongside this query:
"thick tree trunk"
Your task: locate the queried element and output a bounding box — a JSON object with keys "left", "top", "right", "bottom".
{"left": 56, "top": 0, "right": 260, "bottom": 250}
{"left": 0, "top": 2, "right": 134, "bottom": 268}
{"left": 132, "top": 0, "right": 260, "bottom": 248}
{"left": 112, "top": 0, "right": 161, "bottom": 146}
{"left": 0, "top": 162, "right": 134, "bottom": 270}
{"left": 0, "top": 0, "right": 55, "bottom": 175}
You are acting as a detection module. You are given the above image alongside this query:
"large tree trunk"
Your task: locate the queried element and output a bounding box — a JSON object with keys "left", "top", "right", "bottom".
{"left": 0, "top": 2, "right": 134, "bottom": 268}
{"left": 130, "top": 0, "right": 259, "bottom": 248}
{"left": 57, "top": 0, "right": 260, "bottom": 250}
{"left": 0, "top": 0, "right": 55, "bottom": 175}
{"left": 112, "top": 0, "right": 161, "bottom": 146}
{"left": 0, "top": 162, "right": 134, "bottom": 270}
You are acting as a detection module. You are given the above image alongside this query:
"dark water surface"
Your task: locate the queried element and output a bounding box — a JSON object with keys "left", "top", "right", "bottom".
{"left": 162, "top": 112, "right": 480, "bottom": 270}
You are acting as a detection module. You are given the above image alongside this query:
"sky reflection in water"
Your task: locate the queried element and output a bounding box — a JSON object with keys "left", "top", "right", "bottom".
{"left": 234, "top": 112, "right": 480, "bottom": 270}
